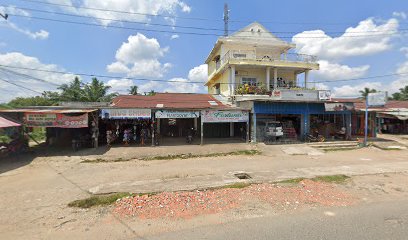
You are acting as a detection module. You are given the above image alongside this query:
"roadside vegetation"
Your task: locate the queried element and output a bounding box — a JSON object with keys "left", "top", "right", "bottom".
{"left": 277, "top": 174, "right": 350, "bottom": 184}
{"left": 81, "top": 149, "right": 261, "bottom": 163}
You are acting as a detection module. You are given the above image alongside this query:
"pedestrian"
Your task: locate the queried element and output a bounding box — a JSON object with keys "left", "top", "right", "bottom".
{"left": 140, "top": 127, "right": 147, "bottom": 146}
{"left": 106, "top": 130, "right": 113, "bottom": 147}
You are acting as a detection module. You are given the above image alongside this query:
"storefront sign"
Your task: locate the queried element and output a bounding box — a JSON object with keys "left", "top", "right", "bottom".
{"left": 271, "top": 90, "right": 282, "bottom": 99}
{"left": 318, "top": 90, "right": 331, "bottom": 101}
{"left": 367, "top": 92, "right": 387, "bottom": 106}
{"left": 155, "top": 110, "right": 199, "bottom": 118}
{"left": 101, "top": 108, "right": 151, "bottom": 119}
{"left": 324, "top": 103, "right": 354, "bottom": 111}
{"left": 202, "top": 110, "right": 249, "bottom": 123}
{"left": 24, "top": 113, "right": 88, "bottom": 128}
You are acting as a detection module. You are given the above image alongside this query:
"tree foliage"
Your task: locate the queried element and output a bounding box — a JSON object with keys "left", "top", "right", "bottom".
{"left": 359, "top": 88, "right": 377, "bottom": 98}
{"left": 129, "top": 85, "right": 138, "bottom": 95}
{"left": 6, "top": 77, "right": 118, "bottom": 107}
{"left": 390, "top": 86, "right": 408, "bottom": 101}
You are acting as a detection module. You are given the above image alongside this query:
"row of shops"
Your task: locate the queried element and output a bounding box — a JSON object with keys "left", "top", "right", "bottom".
{"left": 0, "top": 94, "right": 407, "bottom": 150}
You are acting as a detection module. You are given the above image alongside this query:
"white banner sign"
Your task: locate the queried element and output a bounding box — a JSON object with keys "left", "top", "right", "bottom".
{"left": 367, "top": 92, "right": 387, "bottom": 106}
{"left": 101, "top": 108, "right": 151, "bottom": 119}
{"left": 155, "top": 110, "right": 199, "bottom": 118}
{"left": 319, "top": 90, "right": 332, "bottom": 101}
{"left": 202, "top": 110, "right": 249, "bottom": 123}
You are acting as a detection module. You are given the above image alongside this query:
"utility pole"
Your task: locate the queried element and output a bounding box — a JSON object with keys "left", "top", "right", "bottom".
{"left": 0, "top": 13, "right": 8, "bottom": 20}
{"left": 223, "top": 3, "right": 229, "bottom": 36}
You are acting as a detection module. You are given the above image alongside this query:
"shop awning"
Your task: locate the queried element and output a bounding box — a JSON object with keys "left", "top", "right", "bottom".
{"left": 379, "top": 111, "right": 408, "bottom": 120}
{"left": 0, "top": 116, "right": 21, "bottom": 128}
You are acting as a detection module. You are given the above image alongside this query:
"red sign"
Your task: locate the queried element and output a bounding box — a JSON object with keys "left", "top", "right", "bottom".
{"left": 24, "top": 113, "right": 88, "bottom": 128}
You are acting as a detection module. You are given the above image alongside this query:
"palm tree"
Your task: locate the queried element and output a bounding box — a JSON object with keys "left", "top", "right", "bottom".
{"left": 82, "top": 78, "right": 118, "bottom": 102}
{"left": 147, "top": 90, "right": 156, "bottom": 96}
{"left": 359, "top": 88, "right": 377, "bottom": 98}
{"left": 129, "top": 85, "right": 138, "bottom": 95}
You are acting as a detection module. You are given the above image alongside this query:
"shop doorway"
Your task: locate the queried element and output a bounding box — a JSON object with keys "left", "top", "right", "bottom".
{"left": 310, "top": 114, "right": 348, "bottom": 140}
{"left": 256, "top": 114, "right": 301, "bottom": 144}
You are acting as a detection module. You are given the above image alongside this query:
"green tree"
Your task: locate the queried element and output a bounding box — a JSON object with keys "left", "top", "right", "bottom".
{"left": 7, "top": 96, "right": 57, "bottom": 107}
{"left": 391, "top": 86, "right": 408, "bottom": 100}
{"left": 359, "top": 88, "right": 377, "bottom": 98}
{"left": 82, "top": 78, "right": 118, "bottom": 102}
{"left": 57, "top": 76, "right": 85, "bottom": 101}
{"left": 147, "top": 90, "right": 156, "bottom": 96}
{"left": 129, "top": 85, "right": 138, "bottom": 95}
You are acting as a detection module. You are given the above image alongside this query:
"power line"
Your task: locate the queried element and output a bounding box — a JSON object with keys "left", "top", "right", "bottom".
{"left": 0, "top": 67, "right": 61, "bottom": 87}
{"left": 15, "top": 0, "right": 407, "bottom": 27}
{"left": 3, "top": 5, "right": 405, "bottom": 35}
{"left": 0, "top": 76, "right": 43, "bottom": 94}
{"left": 1, "top": 64, "right": 407, "bottom": 86}
{"left": 16, "top": 0, "right": 221, "bottom": 22}
{"left": 6, "top": 13, "right": 404, "bottom": 39}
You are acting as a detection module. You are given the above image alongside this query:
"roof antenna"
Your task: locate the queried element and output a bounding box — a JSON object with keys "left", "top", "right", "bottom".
{"left": 223, "top": 3, "right": 229, "bottom": 36}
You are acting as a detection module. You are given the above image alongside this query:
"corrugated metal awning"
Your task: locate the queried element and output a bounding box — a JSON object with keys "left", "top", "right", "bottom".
{"left": 379, "top": 111, "right": 408, "bottom": 120}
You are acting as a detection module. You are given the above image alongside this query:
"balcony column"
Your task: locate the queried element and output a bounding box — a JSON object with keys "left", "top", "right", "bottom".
{"left": 266, "top": 67, "right": 271, "bottom": 91}
{"left": 273, "top": 68, "right": 278, "bottom": 89}
{"left": 230, "top": 65, "right": 235, "bottom": 95}
{"left": 304, "top": 70, "right": 309, "bottom": 89}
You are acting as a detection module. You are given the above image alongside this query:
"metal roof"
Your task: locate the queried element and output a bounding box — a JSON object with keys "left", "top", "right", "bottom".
{"left": 0, "top": 116, "right": 21, "bottom": 128}
{"left": 0, "top": 109, "right": 98, "bottom": 114}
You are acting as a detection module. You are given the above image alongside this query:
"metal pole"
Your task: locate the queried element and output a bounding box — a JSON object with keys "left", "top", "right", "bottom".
{"left": 364, "top": 97, "right": 368, "bottom": 147}
{"left": 200, "top": 118, "right": 204, "bottom": 145}
{"left": 223, "top": 3, "right": 229, "bottom": 36}
{"left": 246, "top": 121, "right": 250, "bottom": 143}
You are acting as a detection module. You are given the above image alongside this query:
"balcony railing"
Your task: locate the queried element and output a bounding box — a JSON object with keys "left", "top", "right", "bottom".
{"left": 214, "top": 50, "right": 317, "bottom": 71}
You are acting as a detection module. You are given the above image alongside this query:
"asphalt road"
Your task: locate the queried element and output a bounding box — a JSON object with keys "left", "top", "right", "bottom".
{"left": 147, "top": 199, "right": 408, "bottom": 240}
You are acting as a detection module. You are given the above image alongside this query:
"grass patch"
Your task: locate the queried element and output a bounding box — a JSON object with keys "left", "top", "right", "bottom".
{"left": 81, "top": 157, "right": 130, "bottom": 163}
{"left": 142, "top": 149, "right": 261, "bottom": 161}
{"left": 311, "top": 174, "right": 350, "bottom": 183}
{"left": 323, "top": 147, "right": 360, "bottom": 152}
{"left": 277, "top": 174, "right": 350, "bottom": 184}
{"left": 220, "top": 182, "right": 252, "bottom": 189}
{"left": 68, "top": 192, "right": 133, "bottom": 208}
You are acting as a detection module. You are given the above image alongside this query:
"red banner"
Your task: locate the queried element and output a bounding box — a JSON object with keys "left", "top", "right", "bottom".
{"left": 24, "top": 113, "right": 88, "bottom": 128}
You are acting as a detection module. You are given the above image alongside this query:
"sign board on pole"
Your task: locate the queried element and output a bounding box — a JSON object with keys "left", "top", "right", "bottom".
{"left": 367, "top": 92, "right": 387, "bottom": 107}
{"left": 155, "top": 110, "right": 199, "bottom": 118}
{"left": 201, "top": 110, "right": 249, "bottom": 123}
{"left": 101, "top": 109, "right": 151, "bottom": 119}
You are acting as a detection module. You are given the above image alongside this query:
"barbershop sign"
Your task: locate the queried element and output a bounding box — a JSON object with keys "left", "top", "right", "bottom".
{"left": 201, "top": 110, "right": 249, "bottom": 123}
{"left": 101, "top": 108, "right": 151, "bottom": 119}
{"left": 155, "top": 110, "right": 199, "bottom": 118}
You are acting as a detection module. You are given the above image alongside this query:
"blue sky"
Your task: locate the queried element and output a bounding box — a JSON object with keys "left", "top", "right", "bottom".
{"left": 0, "top": 0, "right": 407, "bottom": 103}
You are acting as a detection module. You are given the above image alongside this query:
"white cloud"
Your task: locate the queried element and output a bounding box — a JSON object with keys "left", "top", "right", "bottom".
{"left": 393, "top": 12, "right": 407, "bottom": 20}
{"left": 313, "top": 83, "right": 330, "bottom": 90}
{"left": 388, "top": 59, "right": 408, "bottom": 93}
{"left": 107, "top": 33, "right": 171, "bottom": 78}
{"left": 187, "top": 64, "right": 208, "bottom": 82}
{"left": 0, "top": 6, "right": 49, "bottom": 40}
{"left": 332, "top": 82, "right": 382, "bottom": 97}
{"left": 0, "top": 52, "right": 75, "bottom": 102}
{"left": 401, "top": 47, "right": 408, "bottom": 58}
{"left": 138, "top": 81, "right": 162, "bottom": 94}
{"left": 293, "top": 18, "right": 399, "bottom": 60}
{"left": 314, "top": 60, "right": 370, "bottom": 81}
{"left": 50, "top": 0, "right": 191, "bottom": 26}
{"left": 106, "top": 79, "right": 134, "bottom": 94}
{"left": 170, "top": 34, "right": 179, "bottom": 40}
{"left": 163, "top": 78, "right": 202, "bottom": 93}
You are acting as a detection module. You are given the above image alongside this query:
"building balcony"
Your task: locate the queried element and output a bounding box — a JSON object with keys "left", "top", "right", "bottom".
{"left": 233, "top": 86, "right": 331, "bottom": 103}
{"left": 207, "top": 50, "right": 319, "bottom": 84}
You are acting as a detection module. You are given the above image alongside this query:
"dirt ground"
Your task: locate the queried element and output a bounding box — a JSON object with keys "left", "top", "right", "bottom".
{"left": 0, "top": 142, "right": 408, "bottom": 239}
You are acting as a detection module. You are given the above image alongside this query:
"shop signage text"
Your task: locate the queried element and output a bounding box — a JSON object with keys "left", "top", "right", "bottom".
{"left": 202, "top": 110, "right": 249, "bottom": 123}
{"left": 24, "top": 113, "right": 88, "bottom": 128}
{"left": 324, "top": 103, "right": 354, "bottom": 112}
{"left": 155, "top": 110, "right": 199, "bottom": 118}
{"left": 101, "top": 109, "right": 151, "bottom": 119}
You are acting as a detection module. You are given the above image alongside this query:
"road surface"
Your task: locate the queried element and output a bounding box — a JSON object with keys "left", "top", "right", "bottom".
{"left": 148, "top": 199, "right": 408, "bottom": 240}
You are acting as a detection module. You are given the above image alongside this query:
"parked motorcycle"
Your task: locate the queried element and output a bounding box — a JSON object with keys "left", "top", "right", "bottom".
{"left": 307, "top": 131, "right": 325, "bottom": 142}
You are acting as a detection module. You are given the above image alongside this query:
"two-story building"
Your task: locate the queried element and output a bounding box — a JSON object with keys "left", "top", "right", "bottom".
{"left": 205, "top": 22, "right": 352, "bottom": 143}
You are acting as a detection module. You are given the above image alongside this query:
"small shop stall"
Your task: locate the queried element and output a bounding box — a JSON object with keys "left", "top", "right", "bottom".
{"left": 201, "top": 110, "right": 250, "bottom": 143}
{"left": 0, "top": 116, "right": 26, "bottom": 157}
{"left": 100, "top": 108, "right": 152, "bottom": 146}
{"left": 155, "top": 110, "right": 199, "bottom": 139}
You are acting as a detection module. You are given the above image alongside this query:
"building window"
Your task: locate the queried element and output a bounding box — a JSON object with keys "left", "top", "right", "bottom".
{"left": 242, "top": 77, "right": 257, "bottom": 86}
